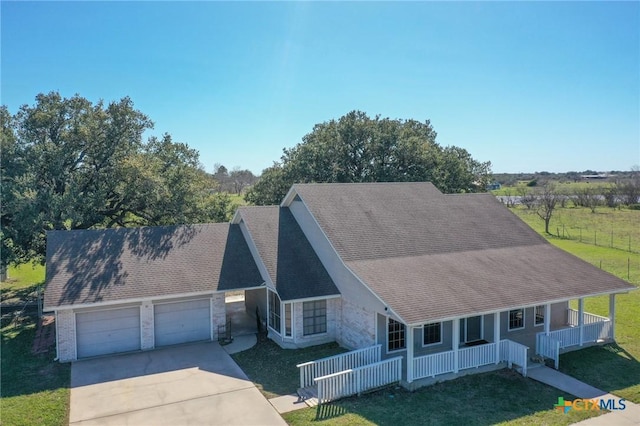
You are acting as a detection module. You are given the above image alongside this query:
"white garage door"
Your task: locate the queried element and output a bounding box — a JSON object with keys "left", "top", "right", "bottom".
{"left": 154, "top": 299, "right": 211, "bottom": 347}
{"left": 76, "top": 307, "right": 141, "bottom": 358}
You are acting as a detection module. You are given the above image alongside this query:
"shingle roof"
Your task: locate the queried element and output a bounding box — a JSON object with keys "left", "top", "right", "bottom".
{"left": 44, "top": 223, "right": 263, "bottom": 309}
{"left": 237, "top": 206, "right": 339, "bottom": 301}
{"left": 292, "top": 183, "right": 636, "bottom": 325}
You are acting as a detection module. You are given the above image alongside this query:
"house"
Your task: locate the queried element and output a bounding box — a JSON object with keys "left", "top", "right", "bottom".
{"left": 45, "top": 182, "right": 634, "bottom": 387}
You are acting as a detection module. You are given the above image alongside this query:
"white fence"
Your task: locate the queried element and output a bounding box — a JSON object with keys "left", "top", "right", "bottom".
{"left": 499, "top": 339, "right": 528, "bottom": 377}
{"left": 413, "top": 349, "right": 455, "bottom": 378}
{"left": 412, "top": 339, "right": 528, "bottom": 381}
{"left": 567, "top": 309, "right": 610, "bottom": 326}
{"left": 536, "top": 333, "right": 560, "bottom": 369}
{"left": 297, "top": 344, "right": 381, "bottom": 388}
{"left": 535, "top": 318, "right": 611, "bottom": 369}
{"left": 315, "top": 357, "right": 402, "bottom": 404}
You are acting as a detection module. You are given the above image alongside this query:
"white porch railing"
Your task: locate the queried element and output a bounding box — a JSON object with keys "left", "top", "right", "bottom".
{"left": 535, "top": 316, "right": 612, "bottom": 369}
{"left": 314, "top": 357, "right": 402, "bottom": 404}
{"left": 297, "top": 344, "right": 381, "bottom": 388}
{"left": 412, "top": 339, "right": 528, "bottom": 381}
{"left": 567, "top": 308, "right": 610, "bottom": 326}
{"left": 459, "top": 343, "right": 498, "bottom": 370}
{"left": 413, "top": 349, "right": 455, "bottom": 378}
{"left": 536, "top": 333, "right": 561, "bottom": 369}
{"left": 499, "top": 339, "right": 528, "bottom": 377}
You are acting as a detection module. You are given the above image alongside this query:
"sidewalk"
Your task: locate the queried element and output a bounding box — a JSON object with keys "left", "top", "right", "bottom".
{"left": 527, "top": 366, "right": 640, "bottom": 425}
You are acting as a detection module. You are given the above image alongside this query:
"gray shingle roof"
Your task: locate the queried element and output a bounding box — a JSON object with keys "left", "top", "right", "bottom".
{"left": 237, "top": 206, "right": 339, "bottom": 301}
{"left": 292, "top": 183, "right": 636, "bottom": 325}
{"left": 44, "top": 223, "right": 264, "bottom": 309}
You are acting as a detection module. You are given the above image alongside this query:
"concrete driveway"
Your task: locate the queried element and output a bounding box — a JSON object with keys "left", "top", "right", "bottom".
{"left": 70, "top": 342, "right": 286, "bottom": 425}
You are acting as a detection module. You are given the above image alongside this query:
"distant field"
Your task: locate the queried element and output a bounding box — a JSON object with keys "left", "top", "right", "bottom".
{"left": 511, "top": 205, "right": 640, "bottom": 257}
{"left": 491, "top": 181, "right": 614, "bottom": 196}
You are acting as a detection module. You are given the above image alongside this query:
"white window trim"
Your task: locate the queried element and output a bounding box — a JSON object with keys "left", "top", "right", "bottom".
{"left": 534, "top": 305, "right": 545, "bottom": 327}
{"left": 302, "top": 300, "right": 328, "bottom": 337}
{"left": 267, "top": 289, "right": 282, "bottom": 336}
{"left": 283, "top": 302, "right": 294, "bottom": 339}
{"left": 508, "top": 308, "right": 526, "bottom": 331}
{"left": 387, "top": 317, "right": 407, "bottom": 353}
{"left": 422, "top": 322, "right": 443, "bottom": 347}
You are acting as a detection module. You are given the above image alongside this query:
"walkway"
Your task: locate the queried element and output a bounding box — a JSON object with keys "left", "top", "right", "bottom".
{"left": 527, "top": 366, "right": 640, "bottom": 425}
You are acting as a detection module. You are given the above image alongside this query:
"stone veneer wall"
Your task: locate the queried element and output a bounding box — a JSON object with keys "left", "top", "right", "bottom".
{"left": 56, "top": 309, "right": 76, "bottom": 362}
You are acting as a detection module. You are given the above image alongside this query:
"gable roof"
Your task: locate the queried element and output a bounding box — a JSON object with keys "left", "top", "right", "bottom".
{"left": 288, "top": 183, "right": 636, "bottom": 325}
{"left": 236, "top": 206, "right": 339, "bottom": 301}
{"left": 44, "top": 223, "right": 263, "bottom": 309}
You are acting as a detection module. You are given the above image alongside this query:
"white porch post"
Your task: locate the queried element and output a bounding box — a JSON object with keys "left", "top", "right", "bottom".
{"left": 407, "top": 325, "right": 414, "bottom": 383}
{"left": 544, "top": 303, "right": 551, "bottom": 335}
{"left": 494, "top": 312, "right": 500, "bottom": 364}
{"left": 609, "top": 294, "right": 616, "bottom": 340}
{"left": 453, "top": 318, "right": 460, "bottom": 373}
{"left": 578, "top": 298, "right": 585, "bottom": 347}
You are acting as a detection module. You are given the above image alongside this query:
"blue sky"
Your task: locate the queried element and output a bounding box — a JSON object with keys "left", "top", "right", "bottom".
{"left": 2, "top": 1, "right": 639, "bottom": 175}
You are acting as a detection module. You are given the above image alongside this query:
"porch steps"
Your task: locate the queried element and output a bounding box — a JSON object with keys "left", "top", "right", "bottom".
{"left": 296, "top": 386, "right": 319, "bottom": 407}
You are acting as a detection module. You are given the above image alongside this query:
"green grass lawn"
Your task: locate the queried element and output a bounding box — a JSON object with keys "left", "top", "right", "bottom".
{"left": 1, "top": 264, "right": 70, "bottom": 426}
{"left": 282, "top": 370, "right": 602, "bottom": 425}
{"left": 231, "top": 339, "right": 347, "bottom": 399}
{"left": 510, "top": 207, "right": 640, "bottom": 404}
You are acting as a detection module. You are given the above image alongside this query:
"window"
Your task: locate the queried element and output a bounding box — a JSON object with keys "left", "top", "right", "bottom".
{"left": 303, "top": 300, "right": 327, "bottom": 336}
{"left": 508, "top": 308, "right": 525, "bottom": 330}
{"left": 535, "top": 305, "right": 545, "bottom": 326}
{"left": 268, "top": 291, "right": 281, "bottom": 333}
{"left": 423, "top": 322, "right": 442, "bottom": 346}
{"left": 284, "top": 303, "right": 292, "bottom": 337}
{"left": 388, "top": 318, "right": 406, "bottom": 351}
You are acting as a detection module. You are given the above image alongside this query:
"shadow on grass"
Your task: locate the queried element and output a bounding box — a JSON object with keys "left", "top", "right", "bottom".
{"left": 1, "top": 315, "right": 70, "bottom": 398}
{"left": 0, "top": 281, "right": 43, "bottom": 304}
{"left": 286, "top": 370, "right": 601, "bottom": 426}
{"left": 560, "top": 343, "right": 640, "bottom": 398}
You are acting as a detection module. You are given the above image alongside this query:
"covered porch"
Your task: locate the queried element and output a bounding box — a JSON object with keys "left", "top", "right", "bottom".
{"left": 402, "top": 312, "right": 529, "bottom": 387}
{"left": 536, "top": 294, "right": 617, "bottom": 369}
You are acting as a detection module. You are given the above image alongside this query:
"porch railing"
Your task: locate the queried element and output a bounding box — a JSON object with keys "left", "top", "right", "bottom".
{"left": 314, "top": 356, "right": 402, "bottom": 404}
{"left": 412, "top": 339, "right": 528, "bottom": 381}
{"left": 567, "top": 308, "right": 610, "bottom": 326}
{"left": 499, "top": 339, "right": 528, "bottom": 377}
{"left": 459, "top": 342, "right": 498, "bottom": 370}
{"left": 297, "top": 344, "right": 381, "bottom": 389}
{"left": 536, "top": 333, "right": 561, "bottom": 369}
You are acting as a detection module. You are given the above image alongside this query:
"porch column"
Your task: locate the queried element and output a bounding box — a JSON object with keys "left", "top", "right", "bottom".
{"left": 407, "top": 326, "right": 414, "bottom": 383}
{"left": 544, "top": 303, "right": 551, "bottom": 335}
{"left": 453, "top": 318, "right": 460, "bottom": 373}
{"left": 609, "top": 294, "right": 616, "bottom": 340}
{"left": 578, "top": 298, "right": 585, "bottom": 347}
{"left": 494, "top": 312, "right": 500, "bottom": 364}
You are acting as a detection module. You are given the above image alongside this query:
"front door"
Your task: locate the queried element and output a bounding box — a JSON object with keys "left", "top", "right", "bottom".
{"left": 465, "top": 316, "right": 483, "bottom": 342}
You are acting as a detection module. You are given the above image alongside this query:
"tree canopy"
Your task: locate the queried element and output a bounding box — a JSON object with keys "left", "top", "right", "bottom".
{"left": 245, "top": 111, "right": 491, "bottom": 205}
{"left": 1, "top": 92, "right": 232, "bottom": 266}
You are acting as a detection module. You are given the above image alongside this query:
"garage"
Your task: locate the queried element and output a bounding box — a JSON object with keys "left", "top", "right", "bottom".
{"left": 154, "top": 299, "right": 211, "bottom": 347}
{"left": 76, "top": 307, "right": 141, "bottom": 358}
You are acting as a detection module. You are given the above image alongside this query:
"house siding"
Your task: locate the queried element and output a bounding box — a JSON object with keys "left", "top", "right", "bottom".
{"left": 501, "top": 302, "right": 568, "bottom": 350}
{"left": 56, "top": 309, "right": 76, "bottom": 362}
{"left": 140, "top": 301, "right": 154, "bottom": 350}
